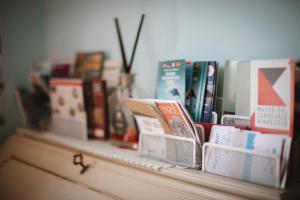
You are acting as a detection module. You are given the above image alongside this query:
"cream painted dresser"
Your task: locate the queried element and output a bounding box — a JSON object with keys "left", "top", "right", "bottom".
{"left": 0, "top": 128, "right": 299, "bottom": 200}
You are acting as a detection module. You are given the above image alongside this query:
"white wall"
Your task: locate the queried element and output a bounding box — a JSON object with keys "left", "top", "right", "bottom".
{"left": 45, "top": 0, "right": 300, "bottom": 97}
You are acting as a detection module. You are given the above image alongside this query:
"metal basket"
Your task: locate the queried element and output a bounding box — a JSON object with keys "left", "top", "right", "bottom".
{"left": 139, "top": 133, "right": 201, "bottom": 168}
{"left": 202, "top": 142, "right": 280, "bottom": 188}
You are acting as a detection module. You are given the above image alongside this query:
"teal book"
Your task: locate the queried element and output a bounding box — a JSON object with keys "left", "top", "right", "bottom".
{"left": 155, "top": 59, "right": 186, "bottom": 103}
{"left": 190, "top": 61, "right": 208, "bottom": 121}
{"left": 197, "top": 62, "right": 208, "bottom": 121}
{"left": 185, "top": 61, "right": 193, "bottom": 112}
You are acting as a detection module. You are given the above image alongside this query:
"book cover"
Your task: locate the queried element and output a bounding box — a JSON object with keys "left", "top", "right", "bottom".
{"left": 185, "top": 61, "right": 193, "bottom": 113}
{"left": 74, "top": 51, "right": 105, "bottom": 80}
{"left": 155, "top": 59, "right": 186, "bottom": 103}
{"left": 250, "top": 59, "right": 295, "bottom": 137}
{"left": 49, "top": 79, "right": 88, "bottom": 140}
{"left": 84, "top": 80, "right": 109, "bottom": 140}
{"left": 201, "top": 61, "right": 217, "bottom": 123}
{"left": 155, "top": 100, "right": 195, "bottom": 139}
{"left": 49, "top": 79, "right": 86, "bottom": 123}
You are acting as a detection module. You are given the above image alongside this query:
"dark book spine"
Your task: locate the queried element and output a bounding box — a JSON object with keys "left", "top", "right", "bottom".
{"left": 201, "top": 61, "right": 217, "bottom": 123}
{"left": 85, "top": 80, "right": 109, "bottom": 140}
{"left": 185, "top": 62, "right": 193, "bottom": 113}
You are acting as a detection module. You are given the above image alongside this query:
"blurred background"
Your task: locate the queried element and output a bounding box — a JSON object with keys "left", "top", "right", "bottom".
{"left": 0, "top": 0, "right": 300, "bottom": 143}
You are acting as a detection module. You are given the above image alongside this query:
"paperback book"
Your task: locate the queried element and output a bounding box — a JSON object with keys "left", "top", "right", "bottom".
{"left": 250, "top": 59, "right": 295, "bottom": 136}
{"left": 156, "top": 59, "right": 186, "bottom": 104}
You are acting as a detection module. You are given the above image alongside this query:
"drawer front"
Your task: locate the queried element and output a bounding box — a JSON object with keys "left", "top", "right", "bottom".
{"left": 7, "top": 136, "right": 246, "bottom": 200}
{"left": 0, "top": 159, "right": 114, "bottom": 200}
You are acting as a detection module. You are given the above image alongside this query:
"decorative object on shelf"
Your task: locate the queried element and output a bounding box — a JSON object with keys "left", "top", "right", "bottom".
{"left": 110, "top": 14, "right": 145, "bottom": 149}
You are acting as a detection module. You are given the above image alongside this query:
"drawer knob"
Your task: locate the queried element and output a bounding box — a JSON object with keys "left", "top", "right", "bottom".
{"left": 73, "top": 153, "right": 90, "bottom": 175}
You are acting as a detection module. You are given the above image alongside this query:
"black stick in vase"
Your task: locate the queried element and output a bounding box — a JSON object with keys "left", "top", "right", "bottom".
{"left": 128, "top": 14, "right": 145, "bottom": 73}
{"left": 114, "top": 14, "right": 145, "bottom": 74}
{"left": 114, "top": 17, "right": 129, "bottom": 73}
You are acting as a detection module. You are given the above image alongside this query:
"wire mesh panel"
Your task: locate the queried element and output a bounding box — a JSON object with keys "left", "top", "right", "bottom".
{"left": 139, "top": 133, "right": 199, "bottom": 168}
{"left": 202, "top": 143, "right": 280, "bottom": 188}
{"left": 221, "top": 114, "right": 250, "bottom": 128}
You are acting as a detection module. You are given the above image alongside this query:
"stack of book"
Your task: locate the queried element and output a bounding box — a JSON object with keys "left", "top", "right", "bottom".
{"left": 48, "top": 51, "right": 121, "bottom": 140}
{"left": 155, "top": 59, "right": 218, "bottom": 123}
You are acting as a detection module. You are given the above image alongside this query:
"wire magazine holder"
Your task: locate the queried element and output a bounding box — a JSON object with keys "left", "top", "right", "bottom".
{"left": 221, "top": 114, "right": 250, "bottom": 128}
{"left": 202, "top": 142, "right": 281, "bottom": 188}
{"left": 136, "top": 110, "right": 217, "bottom": 169}
{"left": 139, "top": 133, "right": 201, "bottom": 168}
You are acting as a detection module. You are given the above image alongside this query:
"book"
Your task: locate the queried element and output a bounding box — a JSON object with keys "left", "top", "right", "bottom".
{"left": 185, "top": 61, "right": 193, "bottom": 113}
{"left": 222, "top": 60, "right": 239, "bottom": 115}
{"left": 190, "top": 61, "right": 208, "bottom": 121}
{"left": 126, "top": 98, "right": 203, "bottom": 144}
{"left": 155, "top": 59, "right": 186, "bottom": 103}
{"left": 49, "top": 78, "right": 88, "bottom": 140}
{"left": 155, "top": 100, "right": 195, "bottom": 140}
{"left": 250, "top": 59, "right": 295, "bottom": 136}
{"left": 74, "top": 51, "right": 105, "bottom": 80}
{"left": 84, "top": 80, "right": 109, "bottom": 140}
{"left": 201, "top": 61, "right": 217, "bottom": 123}
{"left": 235, "top": 61, "right": 251, "bottom": 116}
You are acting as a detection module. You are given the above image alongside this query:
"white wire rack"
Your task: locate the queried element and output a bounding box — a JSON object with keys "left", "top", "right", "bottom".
{"left": 202, "top": 142, "right": 280, "bottom": 188}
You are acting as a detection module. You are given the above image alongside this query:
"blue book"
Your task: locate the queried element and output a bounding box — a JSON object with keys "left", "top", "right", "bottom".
{"left": 201, "top": 61, "right": 217, "bottom": 123}
{"left": 185, "top": 61, "right": 193, "bottom": 112}
{"left": 155, "top": 59, "right": 186, "bottom": 103}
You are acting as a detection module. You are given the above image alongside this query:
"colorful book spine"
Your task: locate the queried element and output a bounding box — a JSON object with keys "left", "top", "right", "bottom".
{"left": 84, "top": 80, "right": 109, "bottom": 140}
{"left": 185, "top": 61, "right": 193, "bottom": 113}
{"left": 191, "top": 61, "right": 207, "bottom": 122}
{"left": 201, "top": 61, "right": 217, "bottom": 123}
{"left": 190, "top": 61, "right": 206, "bottom": 121}
{"left": 197, "top": 61, "right": 208, "bottom": 122}
{"left": 155, "top": 59, "right": 186, "bottom": 104}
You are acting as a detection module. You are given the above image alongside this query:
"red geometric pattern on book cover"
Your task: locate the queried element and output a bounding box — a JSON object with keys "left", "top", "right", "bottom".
{"left": 258, "top": 69, "right": 285, "bottom": 106}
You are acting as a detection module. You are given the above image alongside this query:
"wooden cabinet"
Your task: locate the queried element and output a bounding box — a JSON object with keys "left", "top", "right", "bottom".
{"left": 0, "top": 159, "right": 113, "bottom": 200}
{"left": 0, "top": 128, "right": 298, "bottom": 200}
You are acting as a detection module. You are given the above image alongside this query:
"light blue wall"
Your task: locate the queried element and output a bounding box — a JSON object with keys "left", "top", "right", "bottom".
{"left": 44, "top": 0, "right": 300, "bottom": 97}
{"left": 1, "top": 0, "right": 300, "bottom": 141}
{"left": 0, "top": 0, "right": 45, "bottom": 141}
